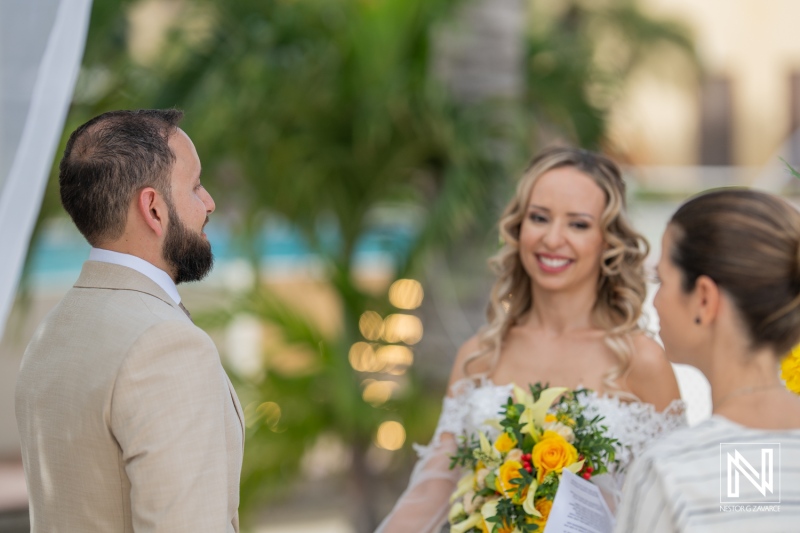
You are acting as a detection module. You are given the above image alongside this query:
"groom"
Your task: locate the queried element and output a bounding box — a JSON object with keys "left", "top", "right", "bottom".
{"left": 15, "top": 109, "right": 244, "bottom": 532}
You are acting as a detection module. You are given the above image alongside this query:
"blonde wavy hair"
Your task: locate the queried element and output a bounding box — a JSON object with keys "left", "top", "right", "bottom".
{"left": 464, "top": 146, "right": 649, "bottom": 397}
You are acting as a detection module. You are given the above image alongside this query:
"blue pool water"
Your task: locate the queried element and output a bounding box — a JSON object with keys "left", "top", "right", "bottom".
{"left": 26, "top": 219, "right": 415, "bottom": 288}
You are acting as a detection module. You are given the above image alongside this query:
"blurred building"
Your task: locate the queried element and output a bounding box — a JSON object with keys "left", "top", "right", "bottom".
{"left": 609, "top": 0, "right": 800, "bottom": 191}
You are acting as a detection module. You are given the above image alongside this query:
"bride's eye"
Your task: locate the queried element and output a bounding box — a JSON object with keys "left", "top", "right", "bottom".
{"left": 529, "top": 213, "right": 548, "bottom": 223}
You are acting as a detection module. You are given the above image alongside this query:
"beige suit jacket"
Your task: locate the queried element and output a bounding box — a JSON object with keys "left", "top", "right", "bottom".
{"left": 16, "top": 261, "right": 244, "bottom": 532}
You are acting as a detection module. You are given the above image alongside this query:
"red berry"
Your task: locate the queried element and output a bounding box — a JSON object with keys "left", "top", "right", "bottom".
{"left": 586, "top": 466, "right": 594, "bottom": 474}
{"left": 526, "top": 466, "right": 533, "bottom": 473}
{"left": 583, "top": 472, "right": 591, "bottom": 480}
{"left": 578, "top": 454, "right": 584, "bottom": 460}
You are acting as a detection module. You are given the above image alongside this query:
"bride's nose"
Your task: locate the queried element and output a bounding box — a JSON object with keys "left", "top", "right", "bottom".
{"left": 542, "top": 222, "right": 566, "bottom": 248}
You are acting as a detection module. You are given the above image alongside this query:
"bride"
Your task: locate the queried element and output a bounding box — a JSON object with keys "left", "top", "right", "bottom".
{"left": 376, "top": 147, "right": 686, "bottom": 532}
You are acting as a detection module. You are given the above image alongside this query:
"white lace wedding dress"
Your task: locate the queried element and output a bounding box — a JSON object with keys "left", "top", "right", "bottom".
{"left": 375, "top": 378, "right": 686, "bottom": 533}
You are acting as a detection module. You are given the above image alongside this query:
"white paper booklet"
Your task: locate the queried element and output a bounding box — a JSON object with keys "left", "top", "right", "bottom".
{"left": 543, "top": 470, "right": 615, "bottom": 533}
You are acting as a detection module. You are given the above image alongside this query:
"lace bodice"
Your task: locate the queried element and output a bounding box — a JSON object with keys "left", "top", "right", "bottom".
{"left": 414, "top": 378, "right": 687, "bottom": 474}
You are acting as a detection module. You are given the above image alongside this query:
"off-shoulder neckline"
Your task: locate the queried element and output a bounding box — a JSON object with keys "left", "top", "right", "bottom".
{"left": 448, "top": 376, "right": 686, "bottom": 415}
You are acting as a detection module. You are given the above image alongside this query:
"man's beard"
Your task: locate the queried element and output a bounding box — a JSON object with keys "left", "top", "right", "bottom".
{"left": 162, "top": 202, "right": 214, "bottom": 284}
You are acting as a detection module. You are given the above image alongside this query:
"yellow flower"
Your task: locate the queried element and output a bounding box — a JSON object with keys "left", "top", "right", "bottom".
{"left": 494, "top": 432, "right": 517, "bottom": 453}
{"left": 481, "top": 518, "right": 513, "bottom": 533}
{"left": 528, "top": 498, "right": 553, "bottom": 530}
{"left": 450, "top": 513, "right": 483, "bottom": 533}
{"left": 532, "top": 431, "right": 578, "bottom": 483}
{"left": 495, "top": 460, "right": 528, "bottom": 503}
{"left": 782, "top": 346, "right": 800, "bottom": 395}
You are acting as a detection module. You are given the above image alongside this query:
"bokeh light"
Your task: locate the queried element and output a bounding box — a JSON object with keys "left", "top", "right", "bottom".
{"left": 349, "top": 342, "right": 385, "bottom": 372}
{"left": 255, "top": 402, "right": 281, "bottom": 431}
{"left": 359, "top": 310, "right": 384, "bottom": 341}
{"left": 376, "top": 345, "right": 414, "bottom": 367}
{"left": 375, "top": 421, "right": 406, "bottom": 451}
{"left": 382, "top": 313, "right": 423, "bottom": 345}
{"left": 388, "top": 279, "right": 424, "bottom": 310}
{"left": 361, "top": 380, "right": 397, "bottom": 406}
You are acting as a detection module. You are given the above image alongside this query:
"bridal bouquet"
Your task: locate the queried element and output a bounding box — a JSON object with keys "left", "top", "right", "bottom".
{"left": 447, "top": 384, "right": 618, "bottom": 533}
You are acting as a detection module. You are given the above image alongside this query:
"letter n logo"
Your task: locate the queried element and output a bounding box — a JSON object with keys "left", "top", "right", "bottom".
{"left": 720, "top": 443, "right": 781, "bottom": 504}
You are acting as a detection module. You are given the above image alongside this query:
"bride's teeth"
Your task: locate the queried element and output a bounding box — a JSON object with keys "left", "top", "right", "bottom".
{"left": 540, "top": 256, "right": 570, "bottom": 268}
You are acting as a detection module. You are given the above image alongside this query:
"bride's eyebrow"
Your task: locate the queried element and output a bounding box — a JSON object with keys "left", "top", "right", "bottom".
{"left": 527, "top": 204, "right": 595, "bottom": 220}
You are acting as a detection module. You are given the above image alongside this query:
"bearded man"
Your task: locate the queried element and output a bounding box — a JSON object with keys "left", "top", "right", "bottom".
{"left": 15, "top": 109, "right": 243, "bottom": 532}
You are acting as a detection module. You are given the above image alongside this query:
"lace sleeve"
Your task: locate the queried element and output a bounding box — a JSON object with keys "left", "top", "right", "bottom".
{"left": 412, "top": 380, "right": 477, "bottom": 461}
{"left": 374, "top": 394, "right": 467, "bottom": 533}
{"left": 375, "top": 379, "right": 515, "bottom": 532}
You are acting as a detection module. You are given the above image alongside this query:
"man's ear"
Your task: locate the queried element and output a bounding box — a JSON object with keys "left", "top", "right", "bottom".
{"left": 137, "top": 187, "right": 166, "bottom": 238}
{"left": 695, "top": 274, "right": 721, "bottom": 325}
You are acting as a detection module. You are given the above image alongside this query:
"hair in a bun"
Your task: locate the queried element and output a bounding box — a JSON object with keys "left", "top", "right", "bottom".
{"left": 669, "top": 188, "right": 800, "bottom": 356}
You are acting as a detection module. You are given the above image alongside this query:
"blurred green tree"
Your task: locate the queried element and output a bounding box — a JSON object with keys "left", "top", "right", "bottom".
{"left": 30, "top": 0, "right": 694, "bottom": 530}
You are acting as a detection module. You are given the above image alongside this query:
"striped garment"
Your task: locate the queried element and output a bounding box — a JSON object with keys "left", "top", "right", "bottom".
{"left": 614, "top": 415, "right": 800, "bottom": 532}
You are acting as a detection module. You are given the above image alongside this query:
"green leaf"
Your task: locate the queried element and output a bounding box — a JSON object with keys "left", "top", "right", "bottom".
{"left": 780, "top": 157, "right": 800, "bottom": 180}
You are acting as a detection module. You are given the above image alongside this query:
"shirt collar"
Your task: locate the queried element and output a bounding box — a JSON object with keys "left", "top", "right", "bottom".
{"left": 88, "top": 248, "right": 181, "bottom": 305}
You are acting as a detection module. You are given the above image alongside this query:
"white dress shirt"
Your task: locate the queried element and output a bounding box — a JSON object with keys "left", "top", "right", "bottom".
{"left": 88, "top": 248, "right": 181, "bottom": 305}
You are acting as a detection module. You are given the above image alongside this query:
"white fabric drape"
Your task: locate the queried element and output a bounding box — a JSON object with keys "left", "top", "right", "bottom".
{"left": 0, "top": 0, "right": 92, "bottom": 337}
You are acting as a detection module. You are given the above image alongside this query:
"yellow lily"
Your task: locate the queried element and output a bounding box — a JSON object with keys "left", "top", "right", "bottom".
{"left": 481, "top": 500, "right": 524, "bottom": 533}
{"left": 448, "top": 501, "right": 467, "bottom": 523}
{"left": 479, "top": 431, "right": 498, "bottom": 457}
{"left": 522, "top": 479, "right": 540, "bottom": 517}
{"left": 515, "top": 385, "right": 568, "bottom": 436}
{"left": 450, "top": 472, "right": 476, "bottom": 503}
{"left": 481, "top": 500, "right": 499, "bottom": 528}
{"left": 564, "top": 459, "right": 585, "bottom": 474}
{"left": 450, "top": 513, "right": 482, "bottom": 533}
{"left": 474, "top": 430, "right": 502, "bottom": 468}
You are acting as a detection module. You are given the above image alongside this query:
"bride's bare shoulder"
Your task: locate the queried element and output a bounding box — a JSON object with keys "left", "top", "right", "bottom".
{"left": 626, "top": 332, "right": 681, "bottom": 410}
{"left": 447, "top": 335, "right": 486, "bottom": 390}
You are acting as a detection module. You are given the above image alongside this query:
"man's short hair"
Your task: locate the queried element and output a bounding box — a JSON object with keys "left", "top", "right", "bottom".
{"left": 59, "top": 109, "right": 184, "bottom": 246}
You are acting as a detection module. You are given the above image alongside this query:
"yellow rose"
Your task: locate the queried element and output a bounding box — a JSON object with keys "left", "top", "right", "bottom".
{"left": 495, "top": 460, "right": 528, "bottom": 503}
{"left": 532, "top": 431, "right": 578, "bottom": 483}
{"left": 493, "top": 432, "right": 517, "bottom": 453}
{"left": 782, "top": 346, "right": 800, "bottom": 395}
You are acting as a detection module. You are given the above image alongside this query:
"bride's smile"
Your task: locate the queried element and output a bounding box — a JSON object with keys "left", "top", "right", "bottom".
{"left": 520, "top": 165, "right": 605, "bottom": 294}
